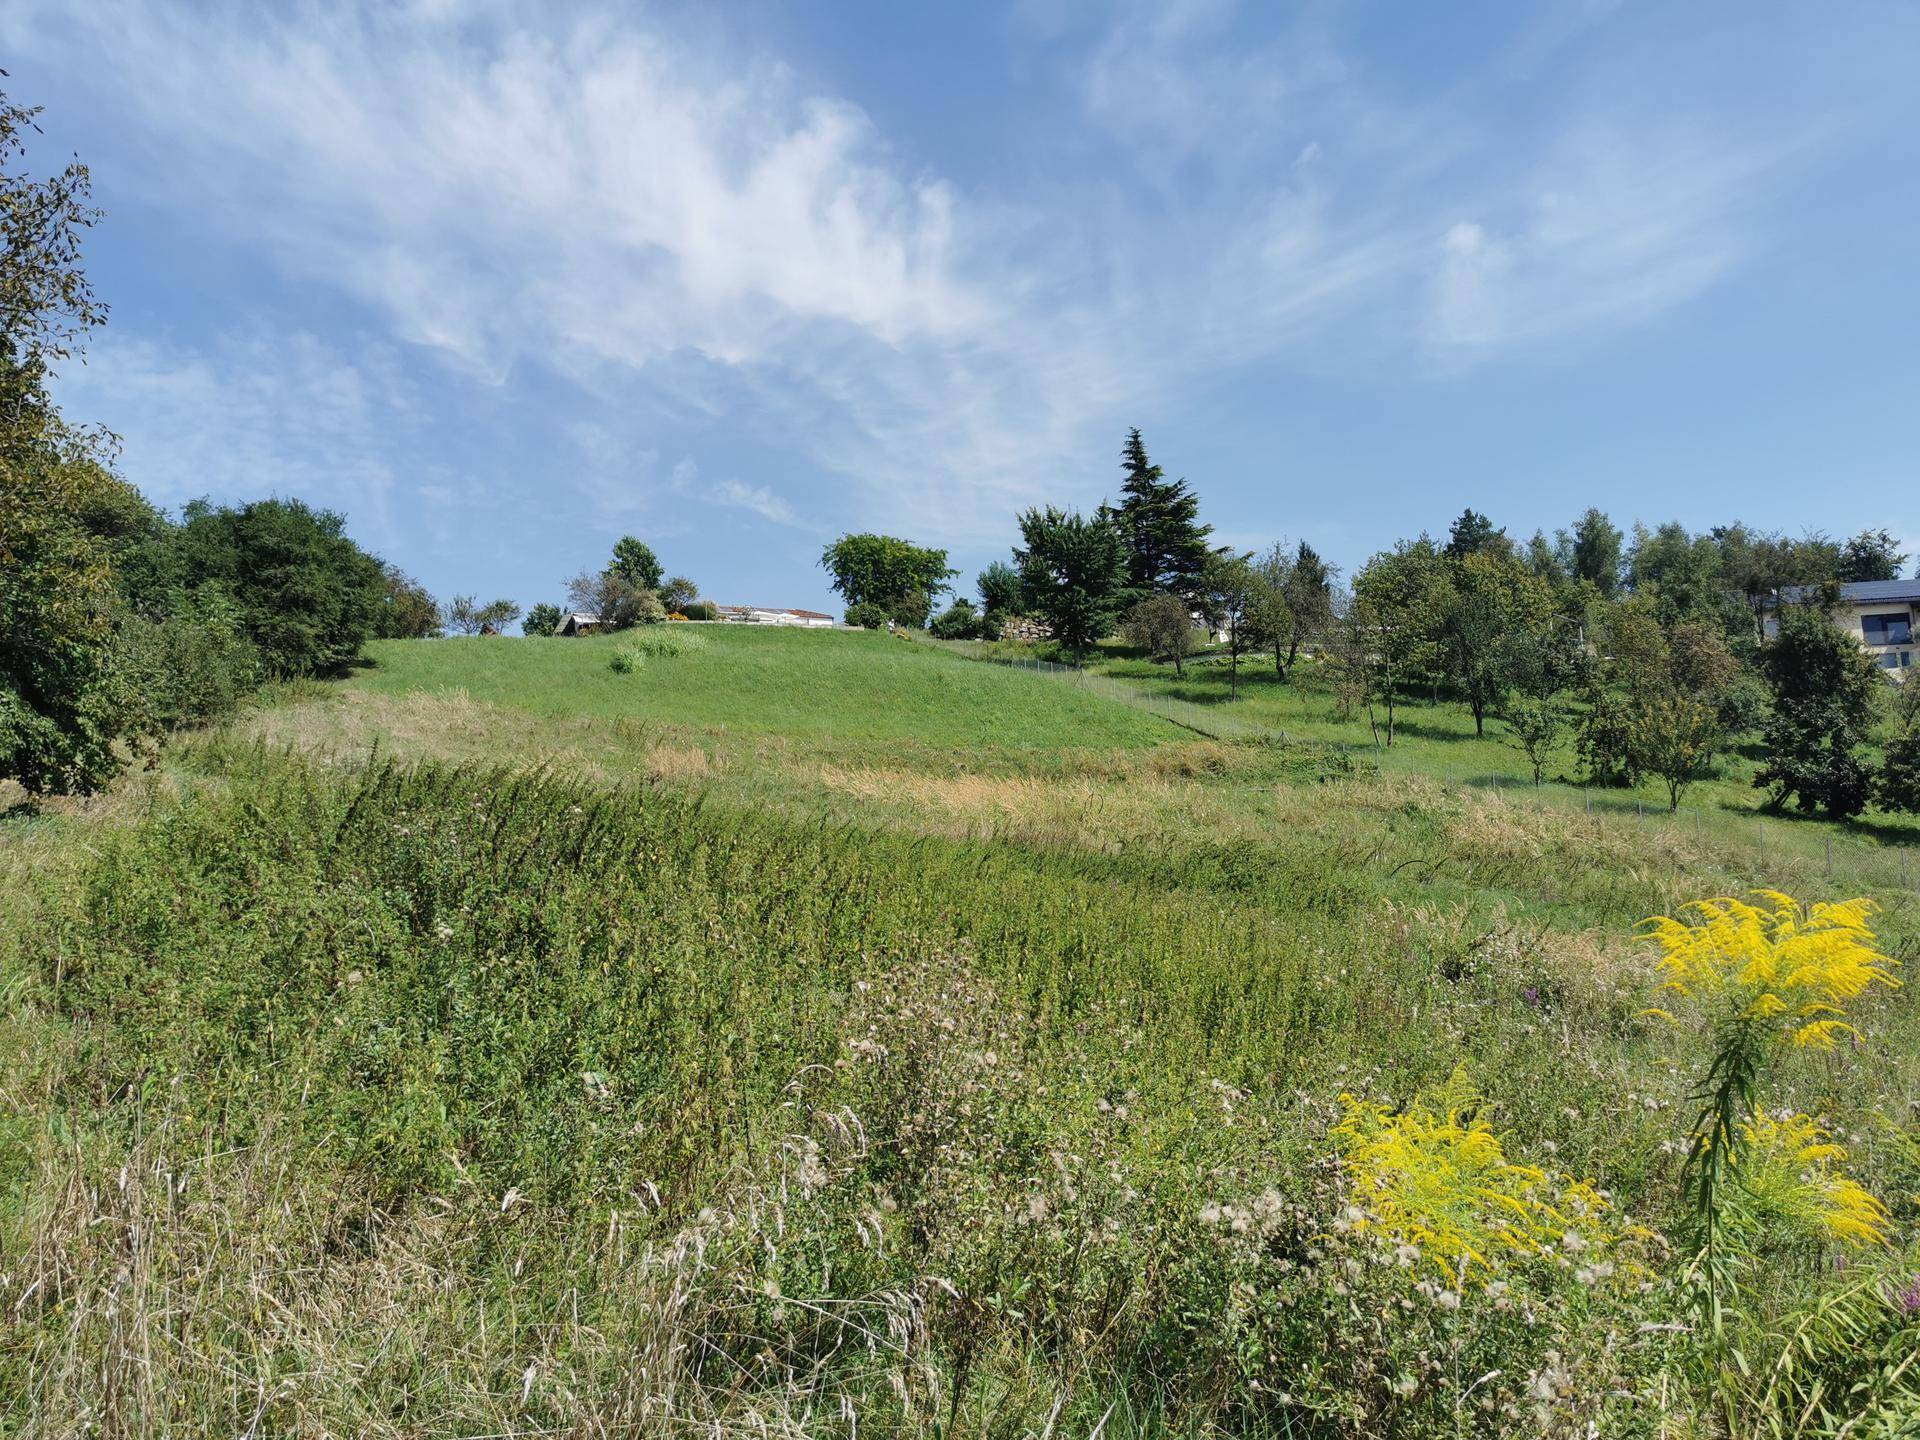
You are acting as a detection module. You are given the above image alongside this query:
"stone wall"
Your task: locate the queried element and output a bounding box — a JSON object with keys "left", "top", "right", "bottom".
{"left": 998, "top": 614, "right": 1052, "bottom": 643}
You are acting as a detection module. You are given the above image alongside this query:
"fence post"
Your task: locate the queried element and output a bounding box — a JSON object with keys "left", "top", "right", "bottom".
{"left": 1825, "top": 835, "right": 1833, "bottom": 878}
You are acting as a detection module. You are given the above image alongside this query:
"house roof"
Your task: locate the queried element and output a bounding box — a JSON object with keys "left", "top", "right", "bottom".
{"left": 1777, "top": 580, "right": 1920, "bottom": 606}
{"left": 715, "top": 604, "right": 834, "bottom": 619}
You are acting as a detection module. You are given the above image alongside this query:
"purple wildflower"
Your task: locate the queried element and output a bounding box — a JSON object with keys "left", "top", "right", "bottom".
{"left": 1892, "top": 1274, "right": 1920, "bottom": 1317}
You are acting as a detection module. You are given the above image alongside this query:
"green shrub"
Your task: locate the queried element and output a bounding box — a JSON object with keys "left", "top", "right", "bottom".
{"left": 117, "top": 586, "right": 261, "bottom": 729}
{"left": 929, "top": 599, "right": 982, "bottom": 640}
{"left": 131, "top": 497, "right": 387, "bottom": 676}
{"left": 0, "top": 454, "right": 150, "bottom": 794}
{"left": 608, "top": 648, "right": 639, "bottom": 674}
{"left": 681, "top": 599, "right": 719, "bottom": 622}
{"left": 631, "top": 589, "right": 668, "bottom": 626}
{"left": 372, "top": 564, "right": 442, "bottom": 638}
{"left": 844, "top": 601, "right": 888, "bottom": 630}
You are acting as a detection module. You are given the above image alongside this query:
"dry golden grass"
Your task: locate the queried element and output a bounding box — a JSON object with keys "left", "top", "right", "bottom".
{"left": 815, "top": 765, "right": 1168, "bottom": 849}
{"left": 645, "top": 743, "right": 714, "bottom": 784}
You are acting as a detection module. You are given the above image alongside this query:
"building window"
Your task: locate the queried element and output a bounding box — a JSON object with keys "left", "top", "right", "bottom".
{"left": 1863, "top": 612, "right": 1913, "bottom": 646}
{"left": 1879, "top": 652, "right": 1903, "bottom": 669}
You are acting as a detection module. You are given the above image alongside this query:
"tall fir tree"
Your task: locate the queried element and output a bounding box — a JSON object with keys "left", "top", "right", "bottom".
{"left": 1107, "top": 428, "right": 1214, "bottom": 600}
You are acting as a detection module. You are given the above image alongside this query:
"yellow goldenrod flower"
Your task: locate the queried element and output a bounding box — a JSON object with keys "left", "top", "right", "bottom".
{"left": 1642, "top": 891, "right": 1899, "bottom": 1047}
{"left": 1332, "top": 1068, "right": 1645, "bottom": 1285}
{"left": 1735, "top": 1112, "right": 1891, "bottom": 1248}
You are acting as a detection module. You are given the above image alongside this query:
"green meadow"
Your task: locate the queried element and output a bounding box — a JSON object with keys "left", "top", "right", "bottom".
{"left": 4, "top": 625, "right": 1918, "bottom": 1436}
{"left": 348, "top": 626, "right": 1168, "bottom": 751}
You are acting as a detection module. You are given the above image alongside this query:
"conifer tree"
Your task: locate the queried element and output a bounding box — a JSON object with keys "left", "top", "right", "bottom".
{"left": 1107, "top": 428, "right": 1214, "bottom": 601}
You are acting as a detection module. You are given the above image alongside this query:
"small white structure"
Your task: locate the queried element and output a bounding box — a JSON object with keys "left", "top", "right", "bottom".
{"left": 715, "top": 605, "right": 835, "bottom": 628}
{"left": 557, "top": 612, "right": 602, "bottom": 636}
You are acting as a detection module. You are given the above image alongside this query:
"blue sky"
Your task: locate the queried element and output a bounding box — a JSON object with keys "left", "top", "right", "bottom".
{"left": 6, "top": 1, "right": 1919, "bottom": 613}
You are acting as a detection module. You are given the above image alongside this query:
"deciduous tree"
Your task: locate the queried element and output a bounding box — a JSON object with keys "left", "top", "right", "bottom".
{"left": 1432, "top": 553, "right": 1552, "bottom": 737}
{"left": 146, "top": 497, "right": 385, "bottom": 676}
{"left": 1837, "top": 528, "right": 1906, "bottom": 583}
{"left": 1122, "top": 593, "right": 1200, "bottom": 676}
{"left": 929, "top": 598, "right": 981, "bottom": 640}
{"left": 1280, "top": 540, "right": 1336, "bottom": 674}
{"left": 1246, "top": 543, "right": 1295, "bottom": 680}
{"left": 1632, "top": 692, "right": 1723, "bottom": 811}
{"left": 1563, "top": 508, "right": 1624, "bottom": 597}
{"left": 372, "top": 564, "right": 441, "bottom": 638}
{"left": 1351, "top": 539, "right": 1446, "bottom": 743}
{"left": 659, "top": 575, "right": 699, "bottom": 613}
{"left": 609, "top": 537, "right": 663, "bottom": 593}
{"left": 1013, "top": 507, "right": 1127, "bottom": 660}
{"left": 1203, "top": 551, "right": 1260, "bottom": 697}
{"left": 0, "top": 82, "right": 144, "bottom": 794}
{"left": 819, "top": 534, "right": 955, "bottom": 621}
{"left": 1754, "top": 597, "right": 1880, "bottom": 818}
{"left": 0, "top": 456, "right": 146, "bottom": 794}
{"left": 566, "top": 569, "right": 654, "bottom": 630}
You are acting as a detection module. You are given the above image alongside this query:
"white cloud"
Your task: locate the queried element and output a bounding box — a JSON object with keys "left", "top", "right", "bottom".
{"left": 1425, "top": 127, "right": 1778, "bottom": 357}
{"left": 56, "top": 329, "right": 417, "bottom": 550}
{"left": 2, "top": 3, "right": 984, "bottom": 377}
{"left": 661, "top": 457, "right": 806, "bottom": 529}
{"left": 3, "top": 0, "right": 1855, "bottom": 548}
{"left": 710, "top": 478, "right": 802, "bottom": 528}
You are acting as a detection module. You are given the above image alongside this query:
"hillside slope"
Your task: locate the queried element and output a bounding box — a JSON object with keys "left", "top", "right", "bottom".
{"left": 4, "top": 634, "right": 1917, "bottom": 1436}
{"left": 347, "top": 626, "right": 1170, "bottom": 750}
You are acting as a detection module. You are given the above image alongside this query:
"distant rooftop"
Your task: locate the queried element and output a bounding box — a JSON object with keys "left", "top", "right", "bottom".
{"left": 716, "top": 604, "right": 833, "bottom": 617}
{"left": 1777, "top": 579, "right": 1920, "bottom": 605}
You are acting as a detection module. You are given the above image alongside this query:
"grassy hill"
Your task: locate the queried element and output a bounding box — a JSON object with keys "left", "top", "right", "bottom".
{"left": 3, "top": 626, "right": 1918, "bottom": 1435}
{"left": 347, "top": 626, "right": 1170, "bottom": 751}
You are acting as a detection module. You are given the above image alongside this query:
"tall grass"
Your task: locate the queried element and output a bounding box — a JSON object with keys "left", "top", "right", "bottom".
{"left": 3, "top": 729, "right": 1916, "bottom": 1432}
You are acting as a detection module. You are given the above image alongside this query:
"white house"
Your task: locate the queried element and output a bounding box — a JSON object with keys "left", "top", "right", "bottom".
{"left": 1766, "top": 580, "right": 1920, "bottom": 678}
{"left": 714, "top": 605, "right": 836, "bottom": 628}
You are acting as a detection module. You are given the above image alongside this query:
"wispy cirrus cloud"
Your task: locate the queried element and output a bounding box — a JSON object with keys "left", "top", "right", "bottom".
{"left": 57, "top": 328, "right": 418, "bottom": 548}
{"left": 1424, "top": 125, "right": 1789, "bottom": 359}
{"left": 3, "top": 0, "right": 1885, "bottom": 563}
